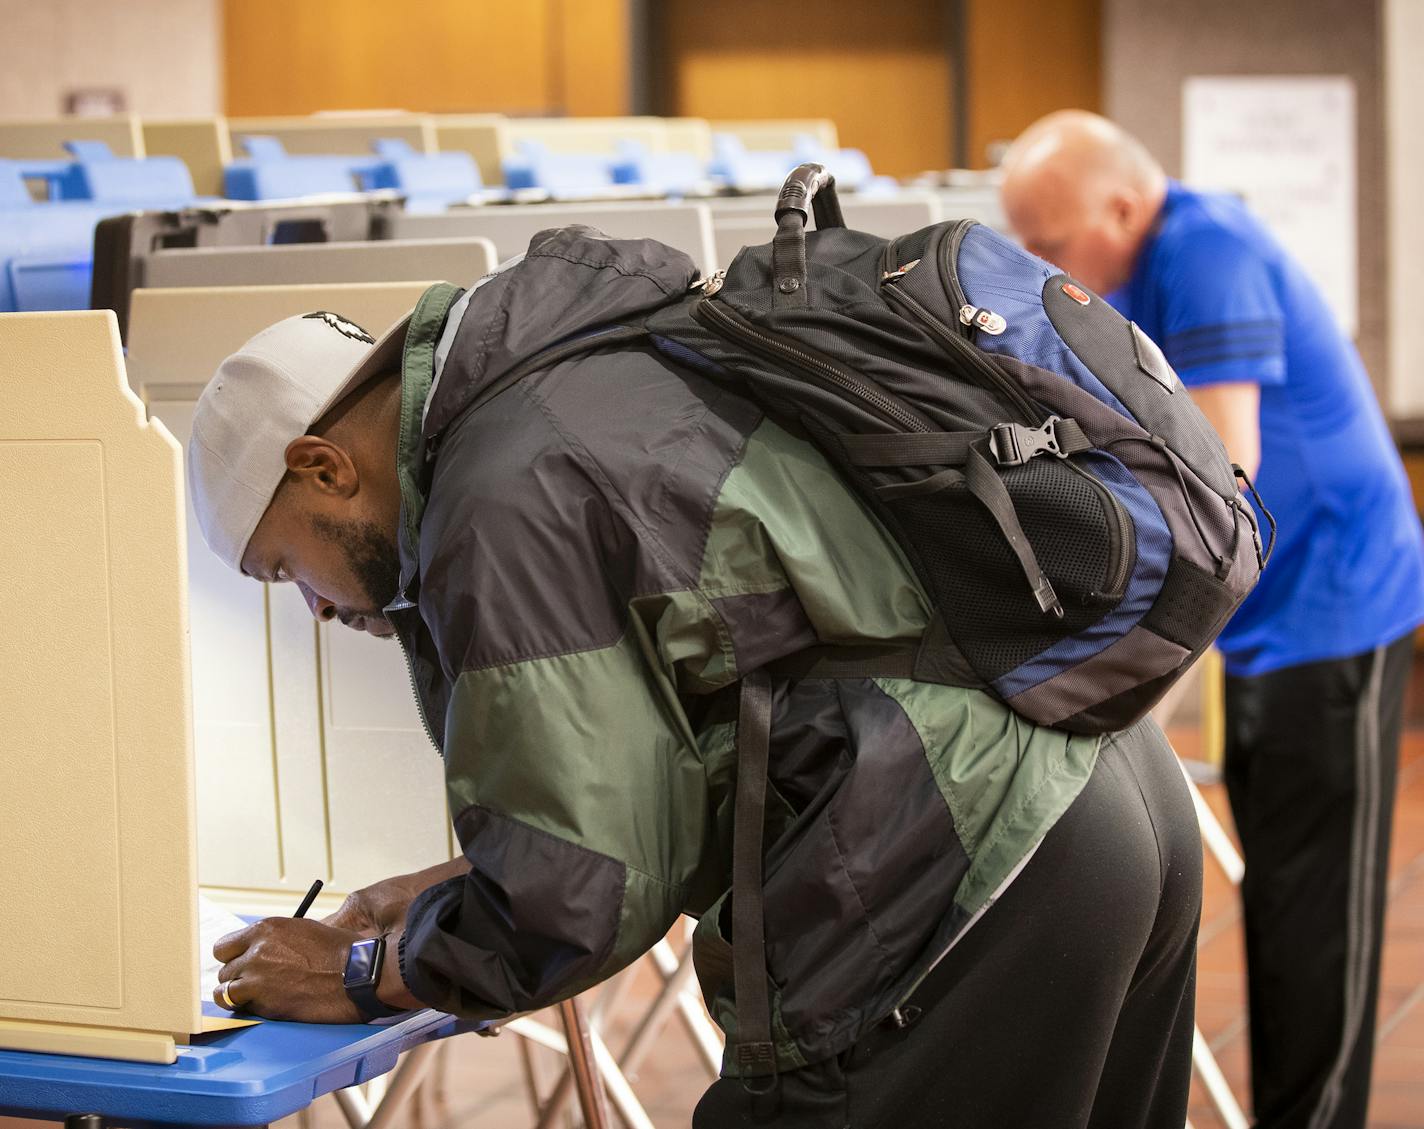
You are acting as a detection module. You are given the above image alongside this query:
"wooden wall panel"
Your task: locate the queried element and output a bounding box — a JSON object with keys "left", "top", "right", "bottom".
{"left": 555, "top": 0, "right": 633, "bottom": 117}
{"left": 223, "top": 0, "right": 628, "bottom": 118}
{"left": 0, "top": 0, "right": 220, "bottom": 119}
{"left": 963, "top": 0, "right": 1101, "bottom": 168}
{"left": 655, "top": 0, "right": 953, "bottom": 178}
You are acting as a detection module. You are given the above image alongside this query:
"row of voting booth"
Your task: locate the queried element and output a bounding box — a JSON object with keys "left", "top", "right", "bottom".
{"left": 0, "top": 111, "right": 1003, "bottom": 1126}
{"left": 0, "top": 110, "right": 1006, "bottom": 315}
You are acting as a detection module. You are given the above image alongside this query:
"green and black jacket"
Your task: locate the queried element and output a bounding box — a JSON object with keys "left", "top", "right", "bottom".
{"left": 387, "top": 228, "right": 1102, "bottom": 1073}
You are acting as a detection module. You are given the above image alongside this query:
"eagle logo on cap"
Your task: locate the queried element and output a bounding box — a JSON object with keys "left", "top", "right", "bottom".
{"left": 302, "top": 310, "right": 376, "bottom": 344}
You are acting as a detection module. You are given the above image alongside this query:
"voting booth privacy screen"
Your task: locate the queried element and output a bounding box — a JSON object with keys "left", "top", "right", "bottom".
{"left": 0, "top": 310, "right": 202, "bottom": 1061}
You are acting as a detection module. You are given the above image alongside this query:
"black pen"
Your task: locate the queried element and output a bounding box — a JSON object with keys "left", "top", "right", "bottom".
{"left": 293, "top": 879, "right": 324, "bottom": 919}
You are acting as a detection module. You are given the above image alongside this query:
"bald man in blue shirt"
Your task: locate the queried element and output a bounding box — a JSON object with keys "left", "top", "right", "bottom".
{"left": 1002, "top": 110, "right": 1424, "bottom": 1129}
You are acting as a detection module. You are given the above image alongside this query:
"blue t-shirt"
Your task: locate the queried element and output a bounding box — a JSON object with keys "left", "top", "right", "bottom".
{"left": 1110, "top": 181, "right": 1424, "bottom": 675}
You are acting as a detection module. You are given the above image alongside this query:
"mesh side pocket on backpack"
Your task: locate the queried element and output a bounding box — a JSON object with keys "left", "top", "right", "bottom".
{"left": 877, "top": 458, "right": 1129, "bottom": 683}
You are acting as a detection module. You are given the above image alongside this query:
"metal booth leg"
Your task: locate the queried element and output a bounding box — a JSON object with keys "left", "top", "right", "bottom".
{"left": 559, "top": 997, "right": 612, "bottom": 1129}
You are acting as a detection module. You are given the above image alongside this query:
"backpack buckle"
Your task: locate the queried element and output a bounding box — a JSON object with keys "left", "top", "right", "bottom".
{"left": 989, "top": 417, "right": 1065, "bottom": 467}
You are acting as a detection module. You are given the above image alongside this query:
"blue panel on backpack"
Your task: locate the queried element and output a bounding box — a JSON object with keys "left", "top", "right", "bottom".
{"left": 955, "top": 225, "right": 1135, "bottom": 422}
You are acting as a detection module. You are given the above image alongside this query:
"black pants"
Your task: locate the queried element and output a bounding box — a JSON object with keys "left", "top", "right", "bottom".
{"left": 693, "top": 721, "right": 1203, "bottom": 1129}
{"left": 1223, "top": 633, "right": 1413, "bottom": 1129}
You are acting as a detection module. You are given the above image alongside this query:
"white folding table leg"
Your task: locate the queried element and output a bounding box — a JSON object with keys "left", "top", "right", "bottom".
{"left": 1174, "top": 754, "right": 1249, "bottom": 1129}
{"left": 328, "top": 1043, "right": 441, "bottom": 1129}
{"left": 647, "top": 938, "right": 724, "bottom": 1078}
{"left": 1192, "top": 1026, "right": 1249, "bottom": 1129}
{"left": 362, "top": 1074, "right": 388, "bottom": 1107}
{"left": 1178, "top": 758, "right": 1244, "bottom": 885}
{"left": 511, "top": 1016, "right": 656, "bottom": 1129}
{"left": 591, "top": 962, "right": 641, "bottom": 1028}
{"left": 621, "top": 941, "right": 703, "bottom": 1079}
{"left": 516, "top": 1030, "right": 547, "bottom": 1119}
{"left": 364, "top": 1042, "right": 441, "bottom": 1129}
{"left": 331, "top": 1085, "right": 373, "bottom": 1129}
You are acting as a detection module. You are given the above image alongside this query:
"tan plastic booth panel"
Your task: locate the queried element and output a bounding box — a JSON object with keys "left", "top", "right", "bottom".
{"left": 431, "top": 114, "right": 508, "bottom": 188}
{"left": 0, "top": 310, "right": 200, "bottom": 1056}
{"left": 145, "top": 237, "right": 497, "bottom": 290}
{"left": 506, "top": 116, "right": 669, "bottom": 155}
{"left": 709, "top": 194, "right": 941, "bottom": 268}
{"left": 225, "top": 113, "right": 436, "bottom": 158}
{"left": 433, "top": 116, "right": 710, "bottom": 187}
{"left": 390, "top": 202, "right": 717, "bottom": 276}
{"left": 663, "top": 117, "right": 714, "bottom": 161}
{"left": 143, "top": 118, "right": 233, "bottom": 198}
{"left": 711, "top": 119, "right": 840, "bottom": 151}
{"left": 0, "top": 114, "right": 144, "bottom": 159}
{"left": 124, "top": 283, "right": 455, "bottom": 902}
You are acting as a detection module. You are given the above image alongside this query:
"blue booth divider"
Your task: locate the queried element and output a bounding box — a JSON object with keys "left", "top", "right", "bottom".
{"left": 707, "top": 132, "right": 880, "bottom": 193}
{"left": 0, "top": 142, "right": 198, "bottom": 313}
{"left": 225, "top": 136, "right": 480, "bottom": 212}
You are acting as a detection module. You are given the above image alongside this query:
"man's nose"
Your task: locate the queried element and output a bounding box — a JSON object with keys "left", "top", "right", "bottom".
{"left": 296, "top": 581, "right": 337, "bottom": 622}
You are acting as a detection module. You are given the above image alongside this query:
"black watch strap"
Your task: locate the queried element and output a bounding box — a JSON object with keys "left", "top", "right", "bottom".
{"left": 343, "top": 935, "right": 404, "bottom": 1021}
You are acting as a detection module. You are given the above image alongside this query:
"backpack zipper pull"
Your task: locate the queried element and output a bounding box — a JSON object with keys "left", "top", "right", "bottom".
{"left": 959, "top": 304, "right": 1007, "bottom": 335}
{"left": 880, "top": 258, "right": 921, "bottom": 283}
{"left": 700, "top": 269, "right": 727, "bottom": 296}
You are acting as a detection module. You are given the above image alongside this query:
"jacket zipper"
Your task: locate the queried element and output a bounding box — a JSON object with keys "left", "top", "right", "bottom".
{"left": 388, "top": 602, "right": 443, "bottom": 757}
{"left": 692, "top": 297, "right": 931, "bottom": 434}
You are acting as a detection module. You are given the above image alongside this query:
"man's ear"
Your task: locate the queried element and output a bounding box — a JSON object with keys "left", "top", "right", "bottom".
{"left": 283, "top": 435, "right": 359, "bottom": 498}
{"left": 1108, "top": 188, "right": 1139, "bottom": 231}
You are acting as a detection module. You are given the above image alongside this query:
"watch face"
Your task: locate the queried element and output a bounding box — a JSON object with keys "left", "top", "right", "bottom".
{"left": 344, "top": 938, "right": 381, "bottom": 989}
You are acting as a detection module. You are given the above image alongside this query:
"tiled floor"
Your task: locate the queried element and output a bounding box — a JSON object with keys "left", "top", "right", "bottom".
{"left": 4, "top": 709, "right": 1423, "bottom": 1128}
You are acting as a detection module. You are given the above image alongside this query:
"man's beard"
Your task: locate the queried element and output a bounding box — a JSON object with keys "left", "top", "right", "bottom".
{"left": 310, "top": 514, "right": 401, "bottom": 633}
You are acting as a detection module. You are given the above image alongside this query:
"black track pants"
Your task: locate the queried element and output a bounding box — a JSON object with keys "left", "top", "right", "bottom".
{"left": 693, "top": 719, "right": 1203, "bottom": 1129}
{"left": 1223, "top": 633, "right": 1413, "bottom": 1129}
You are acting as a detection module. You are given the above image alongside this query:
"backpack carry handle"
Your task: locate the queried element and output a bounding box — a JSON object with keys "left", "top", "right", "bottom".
{"left": 771, "top": 164, "right": 843, "bottom": 308}
{"left": 774, "top": 163, "right": 845, "bottom": 230}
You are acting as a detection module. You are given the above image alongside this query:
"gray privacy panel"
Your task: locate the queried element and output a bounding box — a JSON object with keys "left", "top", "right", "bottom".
{"left": 145, "top": 238, "right": 498, "bottom": 290}
{"left": 388, "top": 202, "right": 717, "bottom": 276}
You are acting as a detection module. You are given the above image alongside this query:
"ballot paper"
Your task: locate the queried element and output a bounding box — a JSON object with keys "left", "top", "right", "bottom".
{"left": 198, "top": 895, "right": 249, "bottom": 1000}
{"left": 190, "top": 896, "right": 263, "bottom": 1035}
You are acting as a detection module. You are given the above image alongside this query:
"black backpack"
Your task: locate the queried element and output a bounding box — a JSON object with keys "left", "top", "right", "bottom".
{"left": 645, "top": 164, "right": 1271, "bottom": 735}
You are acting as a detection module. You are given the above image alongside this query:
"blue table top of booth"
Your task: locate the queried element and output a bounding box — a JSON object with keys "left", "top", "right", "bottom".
{"left": 0, "top": 1003, "right": 474, "bottom": 1127}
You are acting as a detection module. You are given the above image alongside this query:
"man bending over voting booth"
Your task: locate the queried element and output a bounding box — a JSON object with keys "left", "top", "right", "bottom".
{"left": 182, "top": 228, "right": 1207, "bottom": 1128}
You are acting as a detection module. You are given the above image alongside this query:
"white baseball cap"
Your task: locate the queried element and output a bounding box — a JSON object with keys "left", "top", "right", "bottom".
{"left": 187, "top": 308, "right": 412, "bottom": 572}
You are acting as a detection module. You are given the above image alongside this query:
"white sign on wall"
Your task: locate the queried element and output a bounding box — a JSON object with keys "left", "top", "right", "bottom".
{"left": 1183, "top": 75, "right": 1357, "bottom": 336}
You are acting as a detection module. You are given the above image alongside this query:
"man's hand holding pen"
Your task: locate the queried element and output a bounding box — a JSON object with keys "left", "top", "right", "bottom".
{"left": 212, "top": 866, "right": 462, "bottom": 1022}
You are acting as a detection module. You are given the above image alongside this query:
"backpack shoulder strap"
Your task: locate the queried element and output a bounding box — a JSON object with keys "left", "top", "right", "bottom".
{"left": 732, "top": 670, "right": 778, "bottom": 1086}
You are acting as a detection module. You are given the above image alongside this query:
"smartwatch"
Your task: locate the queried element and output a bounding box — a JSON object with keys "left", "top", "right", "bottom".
{"left": 343, "top": 936, "right": 404, "bottom": 1020}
